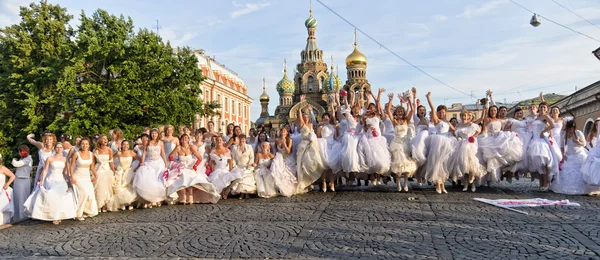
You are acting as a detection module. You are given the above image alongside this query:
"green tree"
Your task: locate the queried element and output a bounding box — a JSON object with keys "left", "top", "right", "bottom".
{"left": 0, "top": 1, "right": 75, "bottom": 161}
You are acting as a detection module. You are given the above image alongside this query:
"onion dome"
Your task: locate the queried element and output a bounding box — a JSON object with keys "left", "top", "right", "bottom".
{"left": 324, "top": 65, "right": 342, "bottom": 92}
{"left": 276, "top": 59, "right": 295, "bottom": 95}
{"left": 259, "top": 78, "right": 269, "bottom": 102}
{"left": 305, "top": 11, "right": 318, "bottom": 28}
{"left": 346, "top": 29, "right": 367, "bottom": 66}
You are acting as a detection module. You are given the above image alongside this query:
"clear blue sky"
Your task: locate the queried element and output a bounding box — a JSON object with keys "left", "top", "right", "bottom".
{"left": 2, "top": 0, "right": 600, "bottom": 120}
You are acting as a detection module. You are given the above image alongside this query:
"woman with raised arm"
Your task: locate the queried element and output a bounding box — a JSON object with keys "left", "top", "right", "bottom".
{"left": 270, "top": 127, "right": 298, "bottom": 197}
{"left": 93, "top": 134, "right": 118, "bottom": 212}
{"left": 424, "top": 92, "right": 454, "bottom": 194}
{"left": 0, "top": 154, "right": 15, "bottom": 225}
{"left": 410, "top": 88, "right": 430, "bottom": 186}
{"left": 108, "top": 140, "right": 138, "bottom": 211}
{"left": 317, "top": 110, "right": 342, "bottom": 192}
{"left": 552, "top": 120, "right": 599, "bottom": 195}
{"left": 338, "top": 91, "right": 365, "bottom": 186}
{"left": 27, "top": 133, "right": 56, "bottom": 186}
{"left": 478, "top": 102, "right": 523, "bottom": 186}
{"left": 69, "top": 138, "right": 99, "bottom": 220}
{"left": 528, "top": 102, "right": 556, "bottom": 191}
{"left": 387, "top": 91, "right": 417, "bottom": 192}
{"left": 208, "top": 136, "right": 243, "bottom": 199}
{"left": 133, "top": 128, "right": 169, "bottom": 208}
{"left": 295, "top": 95, "right": 325, "bottom": 194}
{"left": 166, "top": 134, "right": 219, "bottom": 204}
{"left": 450, "top": 107, "right": 485, "bottom": 192}
{"left": 24, "top": 143, "right": 77, "bottom": 224}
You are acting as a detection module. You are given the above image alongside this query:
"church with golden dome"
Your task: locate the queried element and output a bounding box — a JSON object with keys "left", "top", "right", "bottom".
{"left": 255, "top": 5, "right": 371, "bottom": 129}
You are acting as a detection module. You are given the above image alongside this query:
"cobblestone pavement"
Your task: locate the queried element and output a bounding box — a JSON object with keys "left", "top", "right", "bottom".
{"left": 1, "top": 180, "right": 600, "bottom": 259}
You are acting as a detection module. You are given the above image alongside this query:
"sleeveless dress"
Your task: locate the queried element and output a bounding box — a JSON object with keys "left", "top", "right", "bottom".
{"left": 72, "top": 151, "right": 99, "bottom": 218}
{"left": 552, "top": 130, "right": 599, "bottom": 194}
{"left": 506, "top": 118, "right": 532, "bottom": 173}
{"left": 208, "top": 151, "right": 244, "bottom": 193}
{"left": 254, "top": 158, "right": 277, "bottom": 198}
{"left": 270, "top": 142, "right": 298, "bottom": 197}
{"left": 107, "top": 156, "right": 138, "bottom": 210}
{"left": 166, "top": 154, "right": 220, "bottom": 204}
{"left": 94, "top": 152, "right": 114, "bottom": 209}
{"left": 478, "top": 120, "right": 523, "bottom": 183}
{"left": 0, "top": 170, "right": 14, "bottom": 224}
{"left": 133, "top": 145, "right": 168, "bottom": 203}
{"left": 295, "top": 124, "right": 325, "bottom": 194}
{"left": 582, "top": 121, "right": 600, "bottom": 186}
{"left": 317, "top": 124, "right": 342, "bottom": 174}
{"left": 230, "top": 144, "right": 257, "bottom": 195}
{"left": 550, "top": 121, "right": 564, "bottom": 162}
{"left": 358, "top": 117, "right": 391, "bottom": 176}
{"left": 10, "top": 156, "right": 32, "bottom": 221}
{"left": 425, "top": 122, "right": 454, "bottom": 183}
{"left": 411, "top": 123, "right": 430, "bottom": 167}
{"left": 390, "top": 124, "right": 417, "bottom": 176}
{"left": 450, "top": 123, "right": 485, "bottom": 182}
{"left": 339, "top": 113, "right": 365, "bottom": 175}
{"left": 34, "top": 150, "right": 55, "bottom": 185}
{"left": 23, "top": 160, "right": 77, "bottom": 221}
{"left": 528, "top": 120, "right": 558, "bottom": 177}
{"left": 163, "top": 141, "right": 177, "bottom": 160}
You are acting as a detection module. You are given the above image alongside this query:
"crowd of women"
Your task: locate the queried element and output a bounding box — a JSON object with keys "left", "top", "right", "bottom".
{"left": 1, "top": 88, "right": 600, "bottom": 225}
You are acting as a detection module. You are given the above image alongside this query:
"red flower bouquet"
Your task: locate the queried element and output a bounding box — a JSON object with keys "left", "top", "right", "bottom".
{"left": 480, "top": 98, "right": 488, "bottom": 106}
{"left": 468, "top": 136, "right": 475, "bottom": 143}
{"left": 372, "top": 128, "right": 379, "bottom": 137}
{"left": 340, "top": 90, "right": 347, "bottom": 97}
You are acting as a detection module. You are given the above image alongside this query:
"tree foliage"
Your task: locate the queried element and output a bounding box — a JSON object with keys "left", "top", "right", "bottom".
{"left": 0, "top": 1, "right": 219, "bottom": 163}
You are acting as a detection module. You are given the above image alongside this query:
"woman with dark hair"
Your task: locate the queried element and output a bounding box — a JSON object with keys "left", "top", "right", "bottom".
{"left": 478, "top": 104, "right": 523, "bottom": 186}
{"left": 551, "top": 120, "right": 599, "bottom": 194}
{"left": 271, "top": 127, "right": 298, "bottom": 197}
{"left": 11, "top": 145, "right": 33, "bottom": 221}
{"left": 133, "top": 128, "right": 168, "bottom": 208}
{"left": 295, "top": 95, "right": 325, "bottom": 194}
{"left": 225, "top": 126, "right": 242, "bottom": 149}
{"left": 386, "top": 92, "right": 417, "bottom": 192}
{"left": 503, "top": 107, "right": 532, "bottom": 182}
{"left": 317, "top": 111, "right": 342, "bottom": 192}
{"left": 586, "top": 118, "right": 599, "bottom": 151}
{"left": 410, "top": 88, "right": 430, "bottom": 186}
{"left": 528, "top": 102, "right": 557, "bottom": 191}
{"left": 208, "top": 136, "right": 244, "bottom": 199}
{"left": 338, "top": 91, "right": 365, "bottom": 186}
{"left": 583, "top": 119, "right": 600, "bottom": 187}
{"left": 424, "top": 92, "right": 454, "bottom": 194}
{"left": 224, "top": 123, "right": 235, "bottom": 143}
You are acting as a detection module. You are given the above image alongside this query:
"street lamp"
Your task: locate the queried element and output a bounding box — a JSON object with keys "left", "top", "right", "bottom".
{"left": 530, "top": 14, "right": 541, "bottom": 27}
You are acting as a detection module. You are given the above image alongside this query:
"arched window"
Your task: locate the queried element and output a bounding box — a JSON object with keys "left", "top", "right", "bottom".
{"left": 584, "top": 118, "right": 595, "bottom": 137}
{"left": 308, "top": 76, "right": 314, "bottom": 92}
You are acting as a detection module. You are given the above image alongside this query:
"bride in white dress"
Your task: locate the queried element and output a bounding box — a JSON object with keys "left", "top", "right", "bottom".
{"left": 582, "top": 119, "right": 600, "bottom": 187}
{"left": 528, "top": 102, "right": 557, "bottom": 191}
{"left": 386, "top": 92, "right": 417, "bottom": 191}
{"left": 271, "top": 128, "right": 298, "bottom": 197}
{"left": 69, "top": 138, "right": 99, "bottom": 220}
{"left": 26, "top": 133, "right": 56, "bottom": 185}
{"left": 450, "top": 109, "right": 485, "bottom": 192}
{"left": 295, "top": 95, "right": 325, "bottom": 194}
{"left": 230, "top": 134, "right": 256, "bottom": 199}
{"left": 166, "top": 134, "right": 220, "bottom": 204}
{"left": 424, "top": 92, "right": 454, "bottom": 194}
{"left": 208, "top": 136, "right": 244, "bottom": 199}
{"left": 552, "top": 120, "right": 599, "bottom": 195}
{"left": 254, "top": 142, "right": 277, "bottom": 198}
{"left": 133, "top": 129, "right": 168, "bottom": 208}
{"left": 0, "top": 154, "right": 15, "bottom": 225}
{"left": 108, "top": 140, "right": 138, "bottom": 211}
{"left": 24, "top": 143, "right": 77, "bottom": 224}
{"left": 317, "top": 112, "right": 341, "bottom": 192}
{"left": 93, "top": 135, "right": 117, "bottom": 212}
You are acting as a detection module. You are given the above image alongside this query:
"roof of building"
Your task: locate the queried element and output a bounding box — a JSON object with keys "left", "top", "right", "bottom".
{"left": 194, "top": 49, "right": 245, "bottom": 86}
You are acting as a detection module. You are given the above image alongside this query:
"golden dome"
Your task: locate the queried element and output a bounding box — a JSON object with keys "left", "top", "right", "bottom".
{"left": 345, "top": 46, "right": 367, "bottom": 66}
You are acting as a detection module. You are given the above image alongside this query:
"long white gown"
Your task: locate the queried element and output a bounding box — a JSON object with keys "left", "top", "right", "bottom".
{"left": 255, "top": 158, "right": 277, "bottom": 198}
{"left": 0, "top": 171, "right": 14, "bottom": 224}
{"left": 318, "top": 124, "right": 342, "bottom": 174}
{"left": 229, "top": 144, "right": 256, "bottom": 195}
{"left": 506, "top": 118, "right": 532, "bottom": 173}
{"left": 552, "top": 130, "right": 599, "bottom": 195}
{"left": 11, "top": 156, "right": 32, "bottom": 221}
{"left": 582, "top": 121, "right": 600, "bottom": 186}
{"left": 450, "top": 123, "right": 485, "bottom": 182}
{"left": 295, "top": 124, "right": 325, "bottom": 194}
{"left": 165, "top": 154, "right": 220, "bottom": 203}
{"left": 270, "top": 142, "right": 298, "bottom": 197}
{"left": 338, "top": 111, "right": 365, "bottom": 175}
{"left": 34, "top": 150, "right": 54, "bottom": 185}
{"left": 107, "top": 156, "right": 138, "bottom": 210}
{"left": 425, "top": 121, "right": 454, "bottom": 183}
{"left": 478, "top": 120, "right": 523, "bottom": 184}
{"left": 411, "top": 123, "right": 430, "bottom": 167}
{"left": 359, "top": 117, "right": 392, "bottom": 176}
{"left": 94, "top": 152, "right": 114, "bottom": 209}
{"left": 72, "top": 151, "right": 99, "bottom": 218}
{"left": 390, "top": 124, "right": 417, "bottom": 176}
{"left": 528, "top": 120, "right": 559, "bottom": 178}
{"left": 208, "top": 151, "right": 244, "bottom": 193}
{"left": 23, "top": 160, "right": 77, "bottom": 221}
{"left": 133, "top": 145, "right": 168, "bottom": 203}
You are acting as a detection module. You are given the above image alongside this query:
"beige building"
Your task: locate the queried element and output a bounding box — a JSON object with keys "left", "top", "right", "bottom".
{"left": 193, "top": 49, "right": 253, "bottom": 133}
{"left": 553, "top": 80, "right": 600, "bottom": 137}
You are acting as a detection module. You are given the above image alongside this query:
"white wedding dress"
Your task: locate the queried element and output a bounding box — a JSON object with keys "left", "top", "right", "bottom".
{"left": 23, "top": 160, "right": 77, "bottom": 221}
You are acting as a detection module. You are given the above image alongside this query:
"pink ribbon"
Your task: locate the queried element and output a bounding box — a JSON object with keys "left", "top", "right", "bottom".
{"left": 5, "top": 191, "right": 10, "bottom": 203}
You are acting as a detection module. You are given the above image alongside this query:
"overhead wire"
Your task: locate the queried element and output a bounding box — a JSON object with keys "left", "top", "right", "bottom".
{"left": 314, "top": 0, "right": 471, "bottom": 97}
{"left": 509, "top": 0, "right": 600, "bottom": 43}
{"left": 550, "top": 0, "right": 600, "bottom": 31}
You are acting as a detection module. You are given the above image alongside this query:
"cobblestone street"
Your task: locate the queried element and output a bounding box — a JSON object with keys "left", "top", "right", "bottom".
{"left": 1, "top": 180, "right": 599, "bottom": 259}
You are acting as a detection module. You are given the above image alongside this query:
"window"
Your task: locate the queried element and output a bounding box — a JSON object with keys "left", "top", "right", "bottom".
{"left": 231, "top": 100, "right": 235, "bottom": 115}
{"left": 238, "top": 103, "right": 242, "bottom": 118}
{"left": 308, "top": 76, "right": 314, "bottom": 92}
{"left": 245, "top": 106, "right": 247, "bottom": 118}
{"left": 225, "top": 97, "right": 228, "bottom": 112}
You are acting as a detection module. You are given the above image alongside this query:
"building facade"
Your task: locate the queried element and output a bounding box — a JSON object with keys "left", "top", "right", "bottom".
{"left": 255, "top": 8, "right": 367, "bottom": 130}
{"left": 193, "top": 49, "right": 253, "bottom": 134}
{"left": 553, "top": 80, "right": 600, "bottom": 137}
